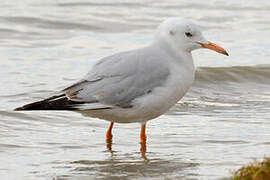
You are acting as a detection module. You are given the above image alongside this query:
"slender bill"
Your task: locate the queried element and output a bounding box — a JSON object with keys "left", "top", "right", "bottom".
{"left": 197, "top": 42, "right": 229, "bottom": 56}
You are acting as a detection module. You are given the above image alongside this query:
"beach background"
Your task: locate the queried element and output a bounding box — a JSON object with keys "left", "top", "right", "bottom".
{"left": 0, "top": 0, "right": 270, "bottom": 179}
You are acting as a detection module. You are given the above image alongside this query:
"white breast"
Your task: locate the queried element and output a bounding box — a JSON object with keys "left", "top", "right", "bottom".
{"left": 129, "top": 59, "right": 195, "bottom": 121}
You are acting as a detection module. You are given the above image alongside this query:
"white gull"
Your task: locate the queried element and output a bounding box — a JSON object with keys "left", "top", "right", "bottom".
{"left": 15, "top": 17, "right": 228, "bottom": 145}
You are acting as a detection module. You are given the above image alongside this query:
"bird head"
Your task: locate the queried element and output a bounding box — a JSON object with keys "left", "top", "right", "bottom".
{"left": 155, "top": 17, "right": 229, "bottom": 56}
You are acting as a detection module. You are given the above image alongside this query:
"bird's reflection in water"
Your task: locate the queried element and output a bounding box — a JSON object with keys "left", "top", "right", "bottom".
{"left": 106, "top": 138, "right": 149, "bottom": 161}
{"left": 140, "top": 142, "right": 148, "bottom": 161}
{"left": 106, "top": 138, "right": 113, "bottom": 154}
{"left": 69, "top": 150, "right": 199, "bottom": 180}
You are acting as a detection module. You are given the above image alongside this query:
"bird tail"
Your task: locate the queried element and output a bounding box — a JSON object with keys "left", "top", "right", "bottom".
{"left": 14, "top": 94, "right": 83, "bottom": 111}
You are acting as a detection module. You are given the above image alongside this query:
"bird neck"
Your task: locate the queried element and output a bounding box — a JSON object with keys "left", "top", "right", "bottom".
{"left": 153, "top": 40, "right": 195, "bottom": 71}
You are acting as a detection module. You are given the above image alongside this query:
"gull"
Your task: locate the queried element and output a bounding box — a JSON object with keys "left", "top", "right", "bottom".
{"left": 15, "top": 17, "right": 228, "bottom": 148}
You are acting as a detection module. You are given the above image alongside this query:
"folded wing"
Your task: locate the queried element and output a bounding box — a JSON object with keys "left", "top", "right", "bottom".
{"left": 64, "top": 45, "right": 171, "bottom": 110}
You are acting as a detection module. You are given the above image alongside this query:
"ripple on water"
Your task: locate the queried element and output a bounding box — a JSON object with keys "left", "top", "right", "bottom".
{"left": 1, "top": 0, "right": 270, "bottom": 180}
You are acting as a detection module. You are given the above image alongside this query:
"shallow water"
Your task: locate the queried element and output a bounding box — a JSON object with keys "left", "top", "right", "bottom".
{"left": 1, "top": 0, "right": 270, "bottom": 180}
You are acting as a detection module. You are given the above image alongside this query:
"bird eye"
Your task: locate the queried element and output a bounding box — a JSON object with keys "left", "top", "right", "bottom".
{"left": 185, "top": 32, "right": 192, "bottom": 37}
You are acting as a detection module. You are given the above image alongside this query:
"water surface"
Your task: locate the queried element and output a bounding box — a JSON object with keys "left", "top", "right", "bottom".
{"left": 1, "top": 0, "right": 270, "bottom": 179}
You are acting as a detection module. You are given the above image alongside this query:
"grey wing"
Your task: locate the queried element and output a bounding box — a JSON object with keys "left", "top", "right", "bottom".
{"left": 63, "top": 46, "right": 171, "bottom": 109}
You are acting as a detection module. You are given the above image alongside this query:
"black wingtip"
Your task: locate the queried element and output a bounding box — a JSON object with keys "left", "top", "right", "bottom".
{"left": 14, "top": 103, "right": 39, "bottom": 111}
{"left": 13, "top": 94, "right": 87, "bottom": 111}
{"left": 14, "top": 107, "right": 23, "bottom": 111}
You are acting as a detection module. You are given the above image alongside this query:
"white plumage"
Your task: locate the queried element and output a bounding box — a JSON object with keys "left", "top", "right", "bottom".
{"left": 64, "top": 18, "right": 205, "bottom": 123}
{"left": 15, "top": 17, "right": 228, "bottom": 145}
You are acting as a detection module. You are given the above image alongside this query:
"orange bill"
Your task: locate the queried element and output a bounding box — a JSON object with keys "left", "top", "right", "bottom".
{"left": 197, "top": 42, "right": 229, "bottom": 56}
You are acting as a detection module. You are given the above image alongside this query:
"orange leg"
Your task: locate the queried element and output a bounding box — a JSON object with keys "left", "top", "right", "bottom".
{"left": 106, "top": 122, "right": 114, "bottom": 141}
{"left": 140, "top": 123, "right": 148, "bottom": 161}
{"left": 106, "top": 122, "right": 114, "bottom": 152}
{"left": 140, "top": 123, "right": 147, "bottom": 143}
